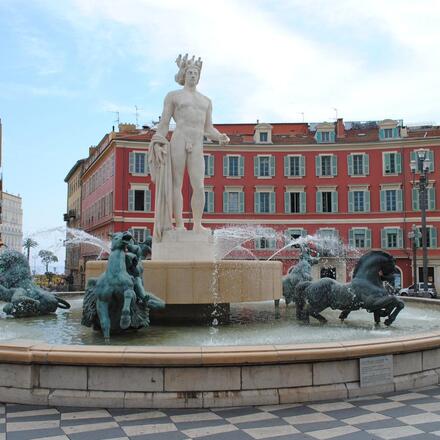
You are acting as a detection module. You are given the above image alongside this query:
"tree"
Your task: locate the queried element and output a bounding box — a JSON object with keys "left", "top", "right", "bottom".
{"left": 38, "top": 250, "right": 58, "bottom": 273}
{"left": 23, "top": 238, "right": 38, "bottom": 262}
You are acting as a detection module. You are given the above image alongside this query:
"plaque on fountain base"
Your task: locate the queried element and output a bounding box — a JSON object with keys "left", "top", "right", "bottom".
{"left": 152, "top": 229, "right": 215, "bottom": 262}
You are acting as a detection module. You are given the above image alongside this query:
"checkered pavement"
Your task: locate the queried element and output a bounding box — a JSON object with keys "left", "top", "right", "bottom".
{"left": 5, "top": 386, "right": 440, "bottom": 439}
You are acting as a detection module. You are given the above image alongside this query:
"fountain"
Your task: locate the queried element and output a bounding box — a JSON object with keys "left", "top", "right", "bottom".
{"left": 1, "top": 55, "right": 440, "bottom": 408}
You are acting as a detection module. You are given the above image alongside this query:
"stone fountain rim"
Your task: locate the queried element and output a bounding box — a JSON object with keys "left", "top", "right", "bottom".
{"left": 0, "top": 297, "right": 437, "bottom": 367}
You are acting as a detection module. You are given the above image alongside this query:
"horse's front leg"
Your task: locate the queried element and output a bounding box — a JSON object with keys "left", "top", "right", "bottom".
{"left": 96, "top": 299, "right": 111, "bottom": 340}
{"left": 384, "top": 298, "right": 405, "bottom": 326}
{"left": 339, "top": 310, "right": 351, "bottom": 321}
{"left": 120, "top": 288, "right": 135, "bottom": 329}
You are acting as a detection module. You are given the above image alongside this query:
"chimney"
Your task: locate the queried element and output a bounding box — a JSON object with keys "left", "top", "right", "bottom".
{"left": 336, "top": 118, "right": 345, "bottom": 139}
{"left": 118, "top": 123, "right": 137, "bottom": 133}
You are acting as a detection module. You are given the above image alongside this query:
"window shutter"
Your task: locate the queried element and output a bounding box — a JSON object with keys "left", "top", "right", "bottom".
{"left": 349, "top": 229, "right": 354, "bottom": 247}
{"left": 145, "top": 190, "right": 151, "bottom": 212}
{"left": 431, "top": 227, "right": 437, "bottom": 248}
{"left": 429, "top": 187, "right": 436, "bottom": 210}
{"left": 223, "top": 156, "right": 228, "bottom": 176}
{"left": 270, "top": 192, "right": 276, "bottom": 213}
{"left": 223, "top": 192, "right": 229, "bottom": 213}
{"left": 254, "top": 192, "right": 260, "bottom": 213}
{"left": 208, "top": 191, "right": 214, "bottom": 212}
{"left": 347, "top": 155, "right": 353, "bottom": 176}
{"left": 396, "top": 152, "right": 402, "bottom": 174}
{"left": 380, "top": 190, "right": 385, "bottom": 211}
{"left": 381, "top": 229, "right": 387, "bottom": 248}
{"left": 363, "top": 191, "right": 370, "bottom": 212}
{"left": 413, "top": 188, "right": 420, "bottom": 210}
{"left": 410, "top": 151, "right": 416, "bottom": 165}
{"left": 129, "top": 152, "right": 135, "bottom": 173}
{"left": 366, "top": 229, "right": 372, "bottom": 248}
{"left": 255, "top": 239, "right": 261, "bottom": 249}
{"left": 364, "top": 154, "right": 369, "bottom": 175}
{"left": 128, "top": 189, "right": 134, "bottom": 211}
{"left": 145, "top": 154, "right": 150, "bottom": 175}
{"left": 330, "top": 131, "right": 336, "bottom": 143}
{"left": 379, "top": 128, "right": 385, "bottom": 140}
{"left": 393, "top": 127, "right": 399, "bottom": 138}
{"left": 300, "top": 192, "right": 306, "bottom": 213}
{"left": 397, "top": 189, "right": 403, "bottom": 211}
{"left": 316, "top": 191, "right": 322, "bottom": 213}
{"left": 270, "top": 156, "right": 275, "bottom": 176}
{"left": 316, "top": 132, "right": 322, "bottom": 143}
{"left": 239, "top": 192, "right": 244, "bottom": 213}
{"left": 384, "top": 153, "right": 390, "bottom": 174}
{"left": 315, "top": 156, "right": 321, "bottom": 176}
{"left": 209, "top": 155, "right": 214, "bottom": 176}
{"left": 348, "top": 191, "right": 354, "bottom": 213}
{"left": 254, "top": 156, "right": 259, "bottom": 177}
{"left": 332, "top": 191, "right": 338, "bottom": 212}
{"left": 397, "top": 229, "right": 403, "bottom": 248}
{"left": 239, "top": 156, "right": 244, "bottom": 176}
{"left": 284, "top": 192, "right": 290, "bottom": 213}
{"left": 284, "top": 156, "right": 289, "bottom": 177}
{"left": 331, "top": 155, "right": 337, "bottom": 176}
{"left": 429, "top": 150, "right": 435, "bottom": 171}
{"left": 300, "top": 156, "right": 305, "bottom": 176}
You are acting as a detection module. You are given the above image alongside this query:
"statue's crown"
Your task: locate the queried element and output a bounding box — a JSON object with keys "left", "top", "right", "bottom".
{"left": 175, "top": 53, "right": 203, "bottom": 73}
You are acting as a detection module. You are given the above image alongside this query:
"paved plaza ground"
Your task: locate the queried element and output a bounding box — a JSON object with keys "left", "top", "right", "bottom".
{"left": 5, "top": 385, "right": 440, "bottom": 439}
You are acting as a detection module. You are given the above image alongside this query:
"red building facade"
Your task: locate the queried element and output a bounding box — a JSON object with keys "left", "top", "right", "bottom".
{"left": 72, "top": 119, "right": 440, "bottom": 288}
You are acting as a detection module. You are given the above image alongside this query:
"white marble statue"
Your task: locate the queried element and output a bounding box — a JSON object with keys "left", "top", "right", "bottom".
{"left": 148, "top": 54, "right": 230, "bottom": 241}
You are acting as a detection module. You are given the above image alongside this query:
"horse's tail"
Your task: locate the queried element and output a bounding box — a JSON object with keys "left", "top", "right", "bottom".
{"left": 81, "top": 278, "right": 98, "bottom": 328}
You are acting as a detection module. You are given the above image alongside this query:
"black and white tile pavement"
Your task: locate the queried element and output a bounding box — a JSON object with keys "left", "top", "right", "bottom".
{"left": 6, "top": 386, "right": 440, "bottom": 439}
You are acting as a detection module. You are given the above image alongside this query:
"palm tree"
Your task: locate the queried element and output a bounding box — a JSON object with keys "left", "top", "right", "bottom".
{"left": 38, "top": 250, "right": 58, "bottom": 273}
{"left": 23, "top": 238, "right": 38, "bottom": 262}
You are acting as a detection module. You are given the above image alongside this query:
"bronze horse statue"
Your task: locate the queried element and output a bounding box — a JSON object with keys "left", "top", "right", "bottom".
{"left": 296, "top": 250, "right": 404, "bottom": 326}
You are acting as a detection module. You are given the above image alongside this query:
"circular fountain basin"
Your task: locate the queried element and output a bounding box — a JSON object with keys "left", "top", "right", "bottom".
{"left": 0, "top": 297, "right": 440, "bottom": 408}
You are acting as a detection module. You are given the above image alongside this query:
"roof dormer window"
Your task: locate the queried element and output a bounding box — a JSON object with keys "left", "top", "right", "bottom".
{"left": 315, "top": 122, "right": 336, "bottom": 144}
{"left": 259, "top": 132, "right": 268, "bottom": 142}
{"left": 378, "top": 119, "right": 400, "bottom": 141}
{"left": 254, "top": 122, "right": 273, "bottom": 144}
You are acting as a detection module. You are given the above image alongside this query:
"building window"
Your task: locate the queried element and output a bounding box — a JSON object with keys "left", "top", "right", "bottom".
{"left": 255, "top": 237, "right": 276, "bottom": 249}
{"left": 412, "top": 187, "right": 436, "bottom": 211}
{"left": 223, "top": 155, "right": 244, "bottom": 177}
{"left": 255, "top": 191, "right": 275, "bottom": 214}
{"left": 130, "top": 228, "right": 149, "bottom": 243}
{"left": 416, "top": 227, "right": 437, "bottom": 248}
{"left": 285, "top": 228, "right": 307, "bottom": 244}
{"left": 383, "top": 152, "right": 402, "bottom": 175}
{"left": 411, "top": 150, "right": 434, "bottom": 172}
{"left": 379, "top": 126, "right": 400, "bottom": 140}
{"left": 381, "top": 228, "right": 403, "bottom": 249}
{"left": 317, "top": 191, "right": 338, "bottom": 213}
{"left": 204, "top": 155, "right": 214, "bottom": 177}
{"left": 348, "top": 190, "right": 370, "bottom": 213}
{"left": 284, "top": 191, "right": 306, "bottom": 214}
{"left": 128, "top": 189, "right": 151, "bottom": 212}
{"left": 255, "top": 156, "right": 275, "bottom": 177}
{"left": 349, "top": 228, "right": 371, "bottom": 249}
{"left": 204, "top": 191, "right": 214, "bottom": 213}
{"left": 380, "top": 189, "right": 402, "bottom": 212}
{"left": 284, "top": 155, "right": 305, "bottom": 177}
{"left": 316, "top": 155, "right": 337, "bottom": 177}
{"left": 129, "top": 152, "right": 148, "bottom": 174}
{"left": 259, "top": 132, "right": 268, "bottom": 142}
{"left": 348, "top": 154, "right": 369, "bottom": 176}
{"left": 384, "top": 128, "right": 393, "bottom": 139}
{"left": 223, "top": 191, "right": 244, "bottom": 213}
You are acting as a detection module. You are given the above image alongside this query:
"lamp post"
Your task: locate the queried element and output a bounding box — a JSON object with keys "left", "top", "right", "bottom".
{"left": 410, "top": 149, "right": 431, "bottom": 294}
{"left": 408, "top": 225, "right": 421, "bottom": 293}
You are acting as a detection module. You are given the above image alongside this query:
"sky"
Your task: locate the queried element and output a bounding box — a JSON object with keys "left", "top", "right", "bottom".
{"left": 1, "top": 0, "right": 440, "bottom": 272}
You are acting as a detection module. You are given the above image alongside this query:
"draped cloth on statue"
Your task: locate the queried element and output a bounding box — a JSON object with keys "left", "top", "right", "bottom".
{"left": 148, "top": 134, "right": 173, "bottom": 241}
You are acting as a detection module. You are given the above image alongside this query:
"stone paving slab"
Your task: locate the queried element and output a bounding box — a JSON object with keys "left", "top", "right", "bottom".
{"left": 6, "top": 385, "right": 440, "bottom": 439}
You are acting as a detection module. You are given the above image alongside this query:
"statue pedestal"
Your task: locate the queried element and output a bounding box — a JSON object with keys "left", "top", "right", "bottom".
{"left": 152, "top": 229, "right": 215, "bottom": 262}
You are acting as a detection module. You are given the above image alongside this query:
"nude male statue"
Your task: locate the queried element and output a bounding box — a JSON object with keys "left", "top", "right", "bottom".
{"left": 148, "top": 54, "right": 230, "bottom": 239}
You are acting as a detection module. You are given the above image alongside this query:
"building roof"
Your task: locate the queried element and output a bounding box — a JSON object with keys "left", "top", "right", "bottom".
{"left": 64, "top": 159, "right": 85, "bottom": 182}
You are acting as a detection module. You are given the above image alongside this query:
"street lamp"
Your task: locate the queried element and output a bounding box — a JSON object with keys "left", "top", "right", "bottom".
{"left": 410, "top": 148, "right": 431, "bottom": 294}
{"left": 408, "top": 225, "right": 421, "bottom": 293}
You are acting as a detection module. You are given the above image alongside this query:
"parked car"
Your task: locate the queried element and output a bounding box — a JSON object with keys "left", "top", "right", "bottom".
{"left": 399, "top": 283, "right": 437, "bottom": 299}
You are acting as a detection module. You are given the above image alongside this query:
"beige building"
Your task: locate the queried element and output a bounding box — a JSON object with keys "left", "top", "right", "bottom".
{"left": 64, "top": 159, "right": 85, "bottom": 290}
{"left": 1, "top": 192, "right": 23, "bottom": 252}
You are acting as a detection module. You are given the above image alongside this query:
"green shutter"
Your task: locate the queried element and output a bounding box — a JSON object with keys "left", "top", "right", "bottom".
{"left": 254, "top": 192, "right": 260, "bottom": 213}
{"left": 397, "top": 189, "right": 403, "bottom": 211}
{"left": 365, "top": 191, "right": 370, "bottom": 212}
{"left": 128, "top": 189, "right": 134, "bottom": 211}
{"left": 332, "top": 191, "right": 338, "bottom": 212}
{"left": 129, "top": 152, "right": 134, "bottom": 173}
{"left": 316, "top": 131, "right": 322, "bottom": 143}
{"left": 366, "top": 229, "right": 372, "bottom": 248}
{"left": 315, "top": 156, "right": 321, "bottom": 176}
{"left": 381, "top": 229, "right": 387, "bottom": 248}
{"left": 413, "top": 188, "right": 419, "bottom": 210}
{"left": 348, "top": 155, "right": 353, "bottom": 176}
{"left": 239, "top": 192, "right": 244, "bottom": 213}
{"left": 300, "top": 192, "right": 306, "bottom": 213}
{"left": 300, "top": 156, "right": 305, "bottom": 176}
{"left": 349, "top": 229, "right": 354, "bottom": 247}
{"left": 330, "top": 131, "right": 335, "bottom": 143}
{"left": 397, "top": 229, "right": 403, "bottom": 248}
{"left": 145, "top": 190, "right": 151, "bottom": 211}
{"left": 223, "top": 156, "right": 228, "bottom": 176}
{"left": 429, "top": 187, "right": 436, "bottom": 210}
{"left": 380, "top": 190, "right": 386, "bottom": 211}
{"left": 316, "top": 191, "right": 322, "bottom": 213}
{"left": 284, "top": 192, "right": 290, "bottom": 213}
{"left": 254, "top": 156, "right": 259, "bottom": 177}
{"left": 208, "top": 191, "right": 214, "bottom": 212}
{"left": 396, "top": 152, "right": 402, "bottom": 174}
{"left": 284, "top": 156, "right": 289, "bottom": 177}
{"left": 223, "top": 192, "right": 229, "bottom": 213}
{"left": 431, "top": 227, "right": 437, "bottom": 248}
{"left": 255, "top": 239, "right": 261, "bottom": 249}
{"left": 429, "top": 150, "right": 434, "bottom": 171}
{"left": 364, "top": 154, "right": 369, "bottom": 175}
{"left": 270, "top": 156, "right": 275, "bottom": 176}
{"left": 348, "top": 191, "right": 354, "bottom": 213}
{"left": 239, "top": 156, "right": 244, "bottom": 176}
{"left": 270, "top": 192, "right": 276, "bottom": 213}
{"left": 331, "top": 155, "right": 337, "bottom": 176}
{"left": 384, "top": 153, "right": 390, "bottom": 174}
{"left": 379, "top": 128, "right": 385, "bottom": 140}
{"left": 145, "top": 154, "right": 150, "bottom": 174}
{"left": 209, "top": 155, "right": 214, "bottom": 176}
{"left": 393, "top": 127, "right": 399, "bottom": 138}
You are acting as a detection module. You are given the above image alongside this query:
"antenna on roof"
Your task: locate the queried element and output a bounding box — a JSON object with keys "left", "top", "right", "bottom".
{"left": 298, "top": 112, "right": 305, "bottom": 123}
{"left": 108, "top": 111, "right": 120, "bottom": 127}
{"left": 333, "top": 108, "right": 338, "bottom": 120}
{"left": 134, "top": 105, "right": 143, "bottom": 128}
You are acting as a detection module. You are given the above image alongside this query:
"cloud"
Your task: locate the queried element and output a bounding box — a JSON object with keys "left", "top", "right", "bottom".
{"left": 42, "top": 0, "right": 440, "bottom": 123}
